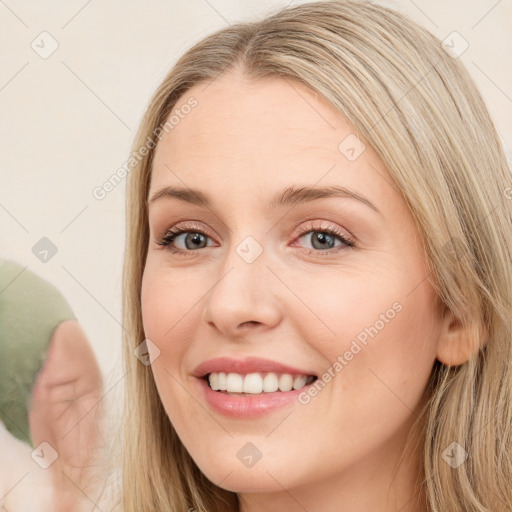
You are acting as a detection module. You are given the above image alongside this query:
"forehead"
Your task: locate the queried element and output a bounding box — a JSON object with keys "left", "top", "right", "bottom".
{"left": 157, "top": 72, "right": 355, "bottom": 159}
{"left": 149, "top": 71, "right": 396, "bottom": 208}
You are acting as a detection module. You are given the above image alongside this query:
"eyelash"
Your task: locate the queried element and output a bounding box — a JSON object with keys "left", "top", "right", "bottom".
{"left": 155, "top": 221, "right": 355, "bottom": 257}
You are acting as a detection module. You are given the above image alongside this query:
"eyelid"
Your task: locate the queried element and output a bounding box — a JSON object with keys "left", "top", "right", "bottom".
{"left": 155, "top": 218, "right": 356, "bottom": 259}
{"left": 157, "top": 221, "right": 216, "bottom": 245}
{"left": 159, "top": 220, "right": 215, "bottom": 240}
{"left": 158, "top": 219, "right": 353, "bottom": 240}
{"left": 293, "top": 220, "right": 355, "bottom": 245}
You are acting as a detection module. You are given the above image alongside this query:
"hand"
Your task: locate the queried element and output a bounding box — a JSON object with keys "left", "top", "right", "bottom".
{"left": 28, "top": 320, "right": 105, "bottom": 511}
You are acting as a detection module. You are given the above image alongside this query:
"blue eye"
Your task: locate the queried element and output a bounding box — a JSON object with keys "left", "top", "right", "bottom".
{"left": 156, "top": 223, "right": 212, "bottom": 254}
{"left": 155, "top": 221, "right": 355, "bottom": 256}
{"left": 295, "top": 225, "right": 354, "bottom": 254}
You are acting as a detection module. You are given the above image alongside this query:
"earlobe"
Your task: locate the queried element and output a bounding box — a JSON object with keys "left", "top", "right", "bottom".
{"left": 435, "top": 306, "right": 486, "bottom": 367}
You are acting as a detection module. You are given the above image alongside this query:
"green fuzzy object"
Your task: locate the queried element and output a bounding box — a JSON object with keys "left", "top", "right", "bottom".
{"left": 0, "top": 258, "right": 76, "bottom": 446}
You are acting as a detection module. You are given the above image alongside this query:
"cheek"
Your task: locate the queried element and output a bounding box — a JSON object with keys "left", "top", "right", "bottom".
{"left": 333, "top": 283, "right": 439, "bottom": 422}
{"left": 140, "top": 265, "right": 197, "bottom": 346}
{"left": 140, "top": 267, "right": 198, "bottom": 405}
{"left": 291, "top": 267, "right": 406, "bottom": 355}
{"left": 305, "top": 265, "right": 440, "bottom": 406}
{"left": 140, "top": 268, "right": 195, "bottom": 421}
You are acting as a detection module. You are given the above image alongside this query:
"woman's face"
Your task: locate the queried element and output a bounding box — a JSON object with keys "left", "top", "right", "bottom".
{"left": 141, "top": 70, "right": 444, "bottom": 507}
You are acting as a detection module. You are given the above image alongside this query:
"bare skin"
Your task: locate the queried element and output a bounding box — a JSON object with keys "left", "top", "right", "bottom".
{"left": 29, "top": 319, "right": 104, "bottom": 512}
{"left": 141, "top": 69, "right": 474, "bottom": 511}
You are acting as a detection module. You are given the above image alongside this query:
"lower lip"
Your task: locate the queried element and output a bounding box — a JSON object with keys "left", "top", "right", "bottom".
{"left": 195, "top": 377, "right": 314, "bottom": 418}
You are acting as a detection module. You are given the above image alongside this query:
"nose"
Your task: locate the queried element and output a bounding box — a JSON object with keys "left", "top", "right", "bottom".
{"left": 200, "top": 243, "right": 283, "bottom": 338}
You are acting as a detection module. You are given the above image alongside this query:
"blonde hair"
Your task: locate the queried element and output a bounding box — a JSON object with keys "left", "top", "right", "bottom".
{"left": 117, "top": 1, "right": 512, "bottom": 510}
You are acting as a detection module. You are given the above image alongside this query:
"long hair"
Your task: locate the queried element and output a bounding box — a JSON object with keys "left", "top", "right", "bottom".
{"left": 118, "top": 1, "right": 512, "bottom": 510}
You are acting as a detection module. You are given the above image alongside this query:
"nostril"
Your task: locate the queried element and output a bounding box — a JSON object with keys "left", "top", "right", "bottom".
{"left": 240, "top": 321, "right": 259, "bottom": 327}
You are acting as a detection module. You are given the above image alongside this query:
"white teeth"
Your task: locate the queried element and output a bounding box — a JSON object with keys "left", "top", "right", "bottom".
{"left": 293, "top": 375, "right": 307, "bottom": 389}
{"left": 209, "top": 372, "right": 220, "bottom": 390}
{"left": 226, "top": 373, "right": 243, "bottom": 392}
{"left": 263, "top": 373, "right": 279, "bottom": 392}
{"left": 217, "top": 372, "right": 227, "bottom": 390}
{"left": 242, "top": 373, "right": 263, "bottom": 394}
{"left": 278, "top": 374, "right": 293, "bottom": 392}
{"left": 207, "top": 371, "right": 314, "bottom": 393}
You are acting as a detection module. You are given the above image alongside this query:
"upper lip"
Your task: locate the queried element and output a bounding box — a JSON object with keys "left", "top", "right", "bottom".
{"left": 192, "top": 356, "right": 317, "bottom": 378}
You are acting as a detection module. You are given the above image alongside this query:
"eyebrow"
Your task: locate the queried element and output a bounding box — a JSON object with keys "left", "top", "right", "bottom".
{"left": 147, "top": 184, "right": 380, "bottom": 214}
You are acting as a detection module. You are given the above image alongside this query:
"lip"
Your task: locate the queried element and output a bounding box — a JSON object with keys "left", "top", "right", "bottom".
{"left": 192, "top": 356, "right": 317, "bottom": 378}
{"left": 194, "top": 376, "right": 317, "bottom": 419}
{"left": 191, "top": 356, "right": 318, "bottom": 419}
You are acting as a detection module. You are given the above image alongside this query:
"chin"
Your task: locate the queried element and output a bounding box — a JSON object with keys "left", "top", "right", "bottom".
{"left": 201, "top": 465, "right": 292, "bottom": 493}
{"left": 187, "top": 445, "right": 306, "bottom": 494}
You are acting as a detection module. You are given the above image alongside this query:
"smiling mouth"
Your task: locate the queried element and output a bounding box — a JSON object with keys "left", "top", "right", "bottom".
{"left": 204, "top": 371, "right": 317, "bottom": 395}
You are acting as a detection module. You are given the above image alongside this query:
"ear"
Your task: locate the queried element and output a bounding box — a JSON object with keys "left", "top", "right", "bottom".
{"left": 435, "top": 304, "right": 486, "bottom": 366}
